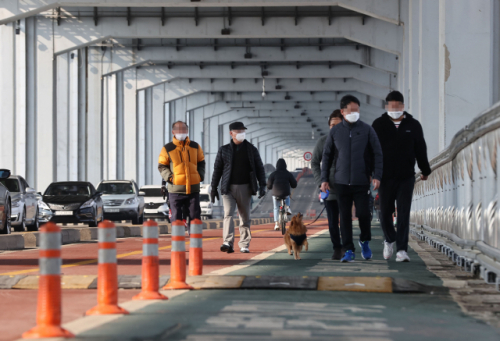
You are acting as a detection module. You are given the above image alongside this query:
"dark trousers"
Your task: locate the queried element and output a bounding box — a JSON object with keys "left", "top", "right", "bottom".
{"left": 169, "top": 192, "right": 201, "bottom": 222}
{"left": 324, "top": 199, "right": 342, "bottom": 250}
{"left": 378, "top": 176, "right": 415, "bottom": 252}
{"left": 336, "top": 184, "right": 372, "bottom": 252}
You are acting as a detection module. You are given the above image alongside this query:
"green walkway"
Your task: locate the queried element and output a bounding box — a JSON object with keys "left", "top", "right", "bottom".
{"left": 63, "top": 223, "right": 500, "bottom": 341}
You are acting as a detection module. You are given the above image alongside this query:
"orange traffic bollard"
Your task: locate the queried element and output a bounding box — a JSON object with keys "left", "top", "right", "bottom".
{"left": 23, "top": 222, "right": 74, "bottom": 339}
{"left": 133, "top": 220, "right": 168, "bottom": 300}
{"left": 86, "top": 220, "right": 129, "bottom": 315}
{"left": 189, "top": 219, "right": 203, "bottom": 276}
{"left": 163, "top": 220, "right": 193, "bottom": 290}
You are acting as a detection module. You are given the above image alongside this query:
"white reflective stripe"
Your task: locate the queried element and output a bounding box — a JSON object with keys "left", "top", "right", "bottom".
{"left": 171, "top": 241, "right": 186, "bottom": 252}
{"left": 98, "top": 249, "right": 117, "bottom": 263}
{"left": 39, "top": 258, "right": 61, "bottom": 275}
{"left": 98, "top": 228, "right": 116, "bottom": 242}
{"left": 40, "top": 232, "right": 61, "bottom": 250}
{"left": 171, "top": 225, "right": 184, "bottom": 237}
{"left": 143, "top": 244, "right": 159, "bottom": 256}
{"left": 190, "top": 238, "right": 202, "bottom": 248}
{"left": 190, "top": 223, "right": 203, "bottom": 235}
{"left": 143, "top": 226, "right": 159, "bottom": 239}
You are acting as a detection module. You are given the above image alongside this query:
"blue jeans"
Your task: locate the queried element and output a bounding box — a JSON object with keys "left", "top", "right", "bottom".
{"left": 273, "top": 196, "right": 290, "bottom": 222}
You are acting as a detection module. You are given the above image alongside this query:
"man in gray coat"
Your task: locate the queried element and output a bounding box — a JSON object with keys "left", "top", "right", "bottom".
{"left": 312, "top": 109, "right": 343, "bottom": 260}
{"left": 321, "top": 95, "right": 383, "bottom": 263}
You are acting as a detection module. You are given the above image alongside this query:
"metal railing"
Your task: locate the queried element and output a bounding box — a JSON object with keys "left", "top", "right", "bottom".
{"left": 411, "top": 101, "right": 500, "bottom": 290}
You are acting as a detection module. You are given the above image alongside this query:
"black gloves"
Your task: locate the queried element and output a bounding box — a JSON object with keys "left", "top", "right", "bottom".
{"left": 258, "top": 186, "right": 266, "bottom": 199}
{"left": 211, "top": 189, "right": 220, "bottom": 204}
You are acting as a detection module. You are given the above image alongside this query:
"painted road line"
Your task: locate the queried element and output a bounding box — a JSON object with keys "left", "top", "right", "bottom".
{"left": 0, "top": 228, "right": 271, "bottom": 276}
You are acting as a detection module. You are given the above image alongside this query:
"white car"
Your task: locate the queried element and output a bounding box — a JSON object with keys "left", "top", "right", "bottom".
{"left": 0, "top": 175, "right": 40, "bottom": 231}
{"left": 199, "top": 184, "right": 213, "bottom": 219}
{"left": 0, "top": 169, "right": 12, "bottom": 234}
{"left": 140, "top": 185, "right": 170, "bottom": 222}
{"left": 97, "top": 180, "right": 145, "bottom": 225}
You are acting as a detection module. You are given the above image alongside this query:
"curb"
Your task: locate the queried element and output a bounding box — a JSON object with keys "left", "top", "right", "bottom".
{"left": 0, "top": 218, "right": 274, "bottom": 251}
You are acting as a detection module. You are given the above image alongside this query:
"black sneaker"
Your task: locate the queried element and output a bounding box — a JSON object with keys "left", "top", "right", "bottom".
{"left": 220, "top": 243, "right": 234, "bottom": 253}
{"left": 332, "top": 248, "right": 342, "bottom": 260}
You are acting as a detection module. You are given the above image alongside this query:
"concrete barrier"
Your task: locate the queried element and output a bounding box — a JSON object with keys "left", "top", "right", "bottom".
{"left": 0, "top": 234, "right": 25, "bottom": 250}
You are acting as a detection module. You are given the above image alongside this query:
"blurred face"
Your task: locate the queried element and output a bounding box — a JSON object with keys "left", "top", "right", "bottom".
{"left": 329, "top": 117, "right": 342, "bottom": 128}
{"left": 230, "top": 129, "right": 246, "bottom": 139}
{"left": 340, "top": 102, "right": 360, "bottom": 118}
{"left": 172, "top": 122, "right": 188, "bottom": 135}
{"left": 385, "top": 101, "right": 404, "bottom": 112}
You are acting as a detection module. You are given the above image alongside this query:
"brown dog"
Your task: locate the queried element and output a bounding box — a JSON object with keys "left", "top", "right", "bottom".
{"left": 284, "top": 213, "right": 308, "bottom": 260}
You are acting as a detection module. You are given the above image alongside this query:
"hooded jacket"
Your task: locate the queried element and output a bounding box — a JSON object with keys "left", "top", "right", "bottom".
{"left": 158, "top": 137, "right": 206, "bottom": 194}
{"left": 321, "top": 119, "right": 383, "bottom": 186}
{"left": 266, "top": 159, "right": 298, "bottom": 199}
{"left": 372, "top": 112, "right": 431, "bottom": 180}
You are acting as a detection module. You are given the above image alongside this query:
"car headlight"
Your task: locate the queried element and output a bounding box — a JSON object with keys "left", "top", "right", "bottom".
{"left": 39, "top": 201, "right": 50, "bottom": 210}
{"left": 12, "top": 199, "right": 22, "bottom": 207}
{"left": 124, "top": 197, "right": 137, "bottom": 205}
{"left": 80, "top": 199, "right": 95, "bottom": 209}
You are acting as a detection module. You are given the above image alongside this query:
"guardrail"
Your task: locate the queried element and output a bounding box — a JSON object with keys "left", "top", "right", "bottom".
{"left": 411, "top": 101, "right": 500, "bottom": 290}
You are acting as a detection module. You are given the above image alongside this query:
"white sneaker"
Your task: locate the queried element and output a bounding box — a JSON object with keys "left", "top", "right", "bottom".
{"left": 396, "top": 250, "right": 410, "bottom": 262}
{"left": 274, "top": 222, "right": 280, "bottom": 230}
{"left": 383, "top": 241, "right": 395, "bottom": 260}
{"left": 286, "top": 206, "right": 292, "bottom": 215}
{"left": 240, "top": 247, "right": 250, "bottom": 253}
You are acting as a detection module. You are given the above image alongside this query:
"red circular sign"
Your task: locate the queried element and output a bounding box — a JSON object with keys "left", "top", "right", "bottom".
{"left": 303, "top": 152, "right": 312, "bottom": 161}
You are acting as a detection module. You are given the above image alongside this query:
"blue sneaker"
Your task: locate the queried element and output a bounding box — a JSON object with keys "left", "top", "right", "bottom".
{"left": 340, "top": 250, "right": 355, "bottom": 263}
{"left": 359, "top": 240, "right": 372, "bottom": 260}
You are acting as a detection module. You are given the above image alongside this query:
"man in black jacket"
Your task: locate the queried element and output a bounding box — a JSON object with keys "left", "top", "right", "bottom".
{"left": 211, "top": 122, "right": 267, "bottom": 254}
{"left": 372, "top": 91, "right": 431, "bottom": 262}
{"left": 267, "top": 158, "right": 298, "bottom": 230}
{"left": 321, "top": 95, "right": 383, "bottom": 263}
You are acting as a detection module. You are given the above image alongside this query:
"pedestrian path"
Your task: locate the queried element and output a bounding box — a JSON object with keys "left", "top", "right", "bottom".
{"left": 23, "top": 221, "right": 500, "bottom": 341}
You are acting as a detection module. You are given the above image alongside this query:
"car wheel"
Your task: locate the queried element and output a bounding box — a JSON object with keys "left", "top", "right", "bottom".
{"left": 27, "top": 208, "right": 40, "bottom": 231}
{"left": 15, "top": 208, "right": 27, "bottom": 232}
{"left": 88, "top": 209, "right": 98, "bottom": 227}
{"left": 0, "top": 201, "right": 12, "bottom": 234}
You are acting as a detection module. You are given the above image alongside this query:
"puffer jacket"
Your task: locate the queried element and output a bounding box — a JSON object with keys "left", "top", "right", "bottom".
{"left": 266, "top": 159, "right": 297, "bottom": 199}
{"left": 311, "top": 135, "right": 336, "bottom": 200}
{"left": 211, "top": 140, "right": 266, "bottom": 195}
{"left": 158, "top": 137, "right": 206, "bottom": 194}
{"left": 321, "top": 119, "right": 383, "bottom": 186}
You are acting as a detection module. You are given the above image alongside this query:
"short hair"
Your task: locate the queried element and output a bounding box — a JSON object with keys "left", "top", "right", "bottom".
{"left": 328, "top": 110, "right": 342, "bottom": 124}
{"left": 172, "top": 121, "right": 188, "bottom": 130}
{"left": 340, "top": 95, "right": 361, "bottom": 109}
{"left": 386, "top": 90, "right": 404, "bottom": 103}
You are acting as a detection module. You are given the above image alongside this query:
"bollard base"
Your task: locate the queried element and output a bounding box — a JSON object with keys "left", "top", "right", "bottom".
{"left": 162, "top": 281, "right": 194, "bottom": 290}
{"left": 85, "top": 304, "right": 129, "bottom": 316}
{"left": 22, "top": 325, "right": 75, "bottom": 339}
{"left": 132, "top": 291, "right": 168, "bottom": 300}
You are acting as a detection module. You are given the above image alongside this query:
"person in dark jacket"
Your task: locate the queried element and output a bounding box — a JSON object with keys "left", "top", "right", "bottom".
{"left": 267, "top": 159, "right": 298, "bottom": 230}
{"left": 372, "top": 91, "right": 431, "bottom": 262}
{"left": 312, "top": 110, "right": 343, "bottom": 260}
{"left": 321, "top": 95, "right": 383, "bottom": 263}
{"left": 211, "top": 122, "right": 267, "bottom": 254}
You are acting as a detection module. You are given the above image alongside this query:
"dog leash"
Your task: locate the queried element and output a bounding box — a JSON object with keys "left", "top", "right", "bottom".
{"left": 306, "top": 205, "right": 327, "bottom": 226}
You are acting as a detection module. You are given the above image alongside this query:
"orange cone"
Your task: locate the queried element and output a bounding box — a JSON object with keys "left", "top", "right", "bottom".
{"left": 86, "top": 220, "right": 129, "bottom": 315}
{"left": 23, "top": 222, "right": 74, "bottom": 339}
{"left": 163, "top": 220, "right": 193, "bottom": 290}
{"left": 189, "top": 219, "right": 203, "bottom": 276}
{"left": 133, "top": 220, "right": 167, "bottom": 300}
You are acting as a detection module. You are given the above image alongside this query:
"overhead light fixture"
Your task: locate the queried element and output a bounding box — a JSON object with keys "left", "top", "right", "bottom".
{"left": 221, "top": 28, "right": 230, "bottom": 35}
{"left": 285, "top": 92, "right": 291, "bottom": 100}
{"left": 244, "top": 53, "right": 252, "bottom": 59}
{"left": 294, "top": 105, "right": 300, "bottom": 109}
{"left": 275, "top": 85, "right": 282, "bottom": 90}
{"left": 261, "top": 71, "right": 269, "bottom": 77}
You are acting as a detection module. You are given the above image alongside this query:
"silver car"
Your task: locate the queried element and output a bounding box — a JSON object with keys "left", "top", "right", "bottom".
{"left": 0, "top": 175, "right": 40, "bottom": 231}
{"left": 0, "top": 169, "right": 12, "bottom": 234}
{"left": 97, "top": 180, "right": 145, "bottom": 225}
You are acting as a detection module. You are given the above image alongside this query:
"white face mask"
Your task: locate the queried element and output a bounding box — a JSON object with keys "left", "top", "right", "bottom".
{"left": 235, "top": 132, "right": 246, "bottom": 142}
{"left": 175, "top": 133, "right": 188, "bottom": 141}
{"left": 387, "top": 111, "right": 404, "bottom": 119}
{"left": 345, "top": 112, "right": 360, "bottom": 123}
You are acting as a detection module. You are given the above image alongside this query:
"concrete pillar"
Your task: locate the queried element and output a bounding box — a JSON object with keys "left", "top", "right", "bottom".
{"left": 56, "top": 53, "right": 69, "bottom": 181}
{"left": 15, "top": 19, "right": 26, "bottom": 179}
{"left": 115, "top": 71, "right": 124, "bottom": 179}
{"left": 123, "top": 67, "right": 137, "bottom": 181}
{"left": 26, "top": 17, "right": 36, "bottom": 186}
{"left": 137, "top": 90, "right": 146, "bottom": 187}
{"left": 0, "top": 22, "right": 15, "bottom": 175}
{"left": 408, "top": 0, "right": 420, "bottom": 116}
{"left": 69, "top": 51, "right": 79, "bottom": 181}
{"left": 144, "top": 87, "right": 153, "bottom": 186}
{"left": 107, "top": 73, "right": 118, "bottom": 181}
{"left": 152, "top": 84, "right": 165, "bottom": 185}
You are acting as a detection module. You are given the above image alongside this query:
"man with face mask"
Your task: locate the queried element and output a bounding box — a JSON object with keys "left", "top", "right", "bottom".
{"left": 321, "top": 95, "right": 383, "bottom": 263}
{"left": 372, "top": 91, "right": 431, "bottom": 262}
{"left": 158, "top": 121, "right": 206, "bottom": 224}
{"left": 211, "top": 122, "right": 267, "bottom": 254}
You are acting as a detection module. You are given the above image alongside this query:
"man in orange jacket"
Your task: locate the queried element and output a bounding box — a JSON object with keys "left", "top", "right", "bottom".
{"left": 158, "top": 121, "right": 206, "bottom": 223}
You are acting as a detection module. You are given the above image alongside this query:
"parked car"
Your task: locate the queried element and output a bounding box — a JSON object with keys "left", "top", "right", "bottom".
{"left": 0, "top": 169, "right": 12, "bottom": 234}
{"left": 140, "top": 185, "right": 170, "bottom": 222}
{"left": 200, "top": 184, "right": 213, "bottom": 219}
{"left": 97, "top": 180, "right": 145, "bottom": 225}
{"left": 0, "top": 175, "right": 39, "bottom": 231}
{"left": 40, "top": 181, "right": 104, "bottom": 227}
